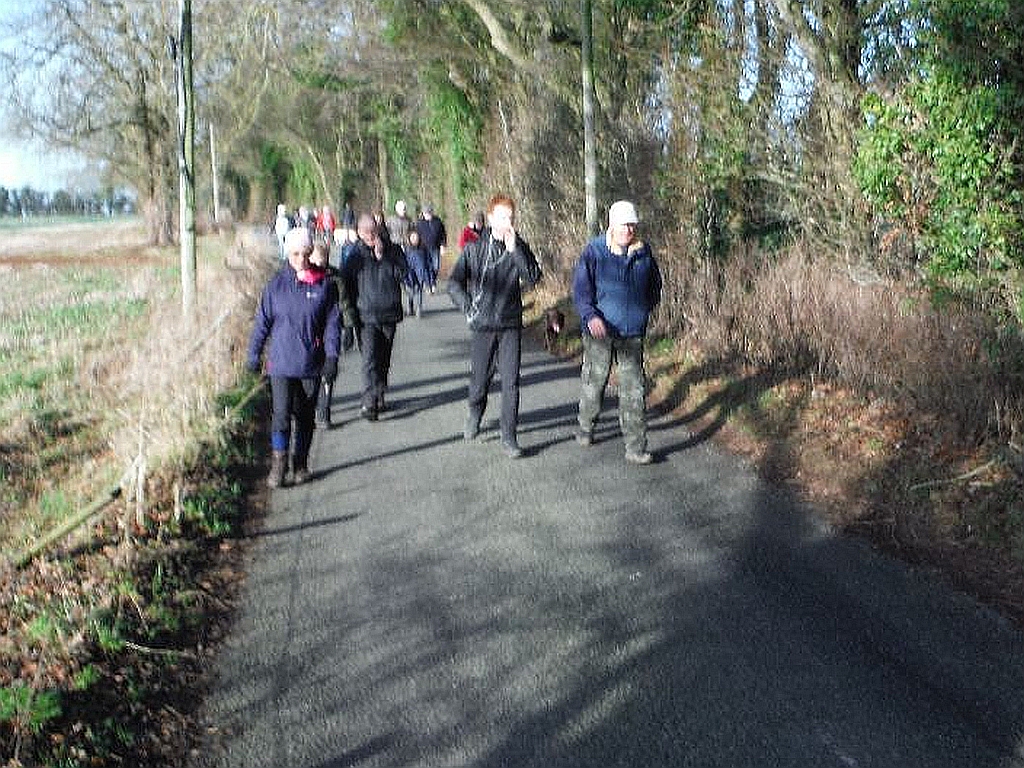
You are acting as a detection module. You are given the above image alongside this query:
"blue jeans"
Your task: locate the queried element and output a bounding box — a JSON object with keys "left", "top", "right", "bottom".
{"left": 427, "top": 247, "right": 440, "bottom": 286}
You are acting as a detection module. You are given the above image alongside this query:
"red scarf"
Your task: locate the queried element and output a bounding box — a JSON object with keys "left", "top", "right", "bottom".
{"left": 296, "top": 267, "right": 326, "bottom": 284}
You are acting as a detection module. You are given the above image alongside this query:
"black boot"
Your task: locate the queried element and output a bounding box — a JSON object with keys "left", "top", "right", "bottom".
{"left": 292, "top": 460, "right": 311, "bottom": 485}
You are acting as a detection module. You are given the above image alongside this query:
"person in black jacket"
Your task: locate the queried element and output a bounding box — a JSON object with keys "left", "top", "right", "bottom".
{"left": 416, "top": 203, "right": 447, "bottom": 293}
{"left": 342, "top": 213, "right": 407, "bottom": 420}
{"left": 447, "top": 194, "right": 542, "bottom": 458}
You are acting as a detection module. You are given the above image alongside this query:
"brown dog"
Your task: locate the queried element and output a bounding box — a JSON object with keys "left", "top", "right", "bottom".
{"left": 544, "top": 308, "right": 565, "bottom": 352}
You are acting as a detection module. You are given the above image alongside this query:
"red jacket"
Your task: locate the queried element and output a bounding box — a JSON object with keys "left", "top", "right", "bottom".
{"left": 458, "top": 225, "right": 480, "bottom": 250}
{"left": 316, "top": 209, "right": 337, "bottom": 234}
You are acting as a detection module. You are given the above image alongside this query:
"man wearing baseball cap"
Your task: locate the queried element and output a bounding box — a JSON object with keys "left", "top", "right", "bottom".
{"left": 571, "top": 200, "right": 663, "bottom": 464}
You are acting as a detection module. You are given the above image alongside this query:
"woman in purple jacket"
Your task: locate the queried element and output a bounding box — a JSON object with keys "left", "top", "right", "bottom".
{"left": 248, "top": 227, "right": 341, "bottom": 487}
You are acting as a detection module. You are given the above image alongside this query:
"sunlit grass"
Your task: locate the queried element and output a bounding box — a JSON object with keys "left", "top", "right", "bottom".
{"left": 0, "top": 214, "right": 123, "bottom": 230}
{"left": 0, "top": 221, "right": 268, "bottom": 554}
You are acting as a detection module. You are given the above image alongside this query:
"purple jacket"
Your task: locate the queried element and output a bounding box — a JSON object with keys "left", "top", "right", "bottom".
{"left": 248, "top": 266, "right": 341, "bottom": 378}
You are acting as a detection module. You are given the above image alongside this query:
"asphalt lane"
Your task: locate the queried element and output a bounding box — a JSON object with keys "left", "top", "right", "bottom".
{"left": 192, "top": 285, "right": 1024, "bottom": 768}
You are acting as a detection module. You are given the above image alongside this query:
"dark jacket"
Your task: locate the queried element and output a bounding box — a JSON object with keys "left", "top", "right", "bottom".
{"left": 404, "top": 246, "right": 431, "bottom": 287}
{"left": 572, "top": 233, "right": 662, "bottom": 339}
{"left": 323, "top": 264, "right": 358, "bottom": 329}
{"left": 447, "top": 228, "right": 542, "bottom": 332}
{"left": 342, "top": 239, "right": 407, "bottom": 325}
{"left": 386, "top": 214, "right": 413, "bottom": 252}
{"left": 248, "top": 266, "right": 341, "bottom": 378}
{"left": 416, "top": 216, "right": 447, "bottom": 252}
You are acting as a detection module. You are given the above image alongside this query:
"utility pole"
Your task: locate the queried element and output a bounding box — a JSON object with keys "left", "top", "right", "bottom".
{"left": 173, "top": 0, "right": 197, "bottom": 317}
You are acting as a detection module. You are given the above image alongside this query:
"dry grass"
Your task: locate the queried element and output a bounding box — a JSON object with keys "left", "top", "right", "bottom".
{"left": 0, "top": 219, "right": 276, "bottom": 766}
{"left": 0, "top": 220, "right": 272, "bottom": 552}
{"left": 661, "top": 243, "right": 1024, "bottom": 443}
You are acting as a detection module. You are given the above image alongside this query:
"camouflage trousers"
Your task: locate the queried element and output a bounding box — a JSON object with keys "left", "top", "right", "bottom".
{"left": 578, "top": 334, "right": 647, "bottom": 455}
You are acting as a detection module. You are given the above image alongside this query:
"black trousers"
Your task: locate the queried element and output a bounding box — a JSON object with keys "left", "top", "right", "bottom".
{"left": 269, "top": 376, "right": 318, "bottom": 467}
{"left": 360, "top": 322, "right": 397, "bottom": 411}
{"left": 467, "top": 327, "right": 522, "bottom": 444}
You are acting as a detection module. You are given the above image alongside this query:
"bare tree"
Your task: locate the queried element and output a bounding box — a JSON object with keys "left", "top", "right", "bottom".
{"left": 1, "top": 0, "right": 182, "bottom": 244}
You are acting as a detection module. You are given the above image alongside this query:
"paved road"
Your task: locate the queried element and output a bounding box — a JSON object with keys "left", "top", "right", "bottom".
{"left": 192, "top": 286, "right": 1024, "bottom": 768}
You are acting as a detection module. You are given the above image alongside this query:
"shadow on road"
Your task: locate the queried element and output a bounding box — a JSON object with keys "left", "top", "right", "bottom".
{"left": 249, "top": 512, "right": 363, "bottom": 540}
{"left": 193, "top": 298, "right": 1024, "bottom": 768}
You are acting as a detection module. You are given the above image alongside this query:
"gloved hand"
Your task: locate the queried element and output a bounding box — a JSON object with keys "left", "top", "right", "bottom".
{"left": 322, "top": 356, "right": 338, "bottom": 382}
{"left": 342, "top": 327, "right": 355, "bottom": 352}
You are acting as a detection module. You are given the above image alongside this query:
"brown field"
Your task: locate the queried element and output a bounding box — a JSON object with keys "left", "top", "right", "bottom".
{"left": 0, "top": 218, "right": 150, "bottom": 260}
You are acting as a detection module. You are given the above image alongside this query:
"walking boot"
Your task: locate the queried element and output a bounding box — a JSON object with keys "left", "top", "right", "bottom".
{"left": 267, "top": 450, "right": 287, "bottom": 488}
{"left": 292, "top": 462, "right": 311, "bottom": 485}
{"left": 464, "top": 411, "right": 482, "bottom": 441}
{"left": 501, "top": 440, "right": 523, "bottom": 459}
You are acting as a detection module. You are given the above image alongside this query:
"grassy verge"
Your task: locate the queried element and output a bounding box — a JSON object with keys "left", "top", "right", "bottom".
{"left": 0, "top": 221, "right": 274, "bottom": 766}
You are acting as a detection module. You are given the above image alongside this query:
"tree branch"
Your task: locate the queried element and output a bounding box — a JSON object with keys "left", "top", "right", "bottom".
{"left": 460, "top": 0, "right": 535, "bottom": 74}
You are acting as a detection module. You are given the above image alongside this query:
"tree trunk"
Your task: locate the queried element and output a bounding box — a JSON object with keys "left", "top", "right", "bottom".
{"left": 210, "top": 122, "right": 220, "bottom": 228}
{"left": 769, "top": 0, "right": 868, "bottom": 257}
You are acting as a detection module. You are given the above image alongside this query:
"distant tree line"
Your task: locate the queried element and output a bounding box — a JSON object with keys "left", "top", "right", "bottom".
{"left": 0, "top": 184, "right": 135, "bottom": 218}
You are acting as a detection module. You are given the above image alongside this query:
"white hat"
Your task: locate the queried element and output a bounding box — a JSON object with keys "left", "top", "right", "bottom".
{"left": 284, "top": 227, "right": 311, "bottom": 253}
{"left": 608, "top": 200, "right": 639, "bottom": 227}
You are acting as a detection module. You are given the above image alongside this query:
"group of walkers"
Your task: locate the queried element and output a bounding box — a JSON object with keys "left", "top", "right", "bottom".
{"left": 273, "top": 202, "right": 358, "bottom": 262}
{"left": 248, "top": 195, "right": 662, "bottom": 487}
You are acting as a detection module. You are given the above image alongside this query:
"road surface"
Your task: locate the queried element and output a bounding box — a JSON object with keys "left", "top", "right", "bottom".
{"left": 191, "top": 285, "right": 1024, "bottom": 768}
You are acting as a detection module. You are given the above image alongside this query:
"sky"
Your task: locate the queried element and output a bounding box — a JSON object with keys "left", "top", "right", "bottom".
{"left": 0, "top": 140, "right": 96, "bottom": 192}
{"left": 0, "top": 0, "right": 97, "bottom": 192}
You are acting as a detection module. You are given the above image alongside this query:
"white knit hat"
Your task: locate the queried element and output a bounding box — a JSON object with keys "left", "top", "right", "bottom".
{"left": 284, "top": 227, "right": 311, "bottom": 253}
{"left": 608, "top": 200, "right": 639, "bottom": 227}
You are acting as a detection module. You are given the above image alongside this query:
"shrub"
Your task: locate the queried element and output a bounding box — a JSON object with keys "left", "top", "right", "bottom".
{"left": 669, "top": 241, "right": 1024, "bottom": 441}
